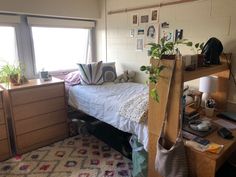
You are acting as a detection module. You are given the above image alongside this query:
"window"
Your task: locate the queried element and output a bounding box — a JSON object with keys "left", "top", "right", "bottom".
{"left": 31, "top": 27, "right": 90, "bottom": 72}
{"left": 0, "top": 26, "right": 18, "bottom": 66}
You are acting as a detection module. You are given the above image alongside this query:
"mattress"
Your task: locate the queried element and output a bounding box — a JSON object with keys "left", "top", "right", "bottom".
{"left": 68, "top": 82, "right": 149, "bottom": 151}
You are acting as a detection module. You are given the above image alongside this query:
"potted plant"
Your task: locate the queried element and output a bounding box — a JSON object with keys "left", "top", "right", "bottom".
{"left": 205, "top": 98, "right": 216, "bottom": 117}
{"left": 192, "top": 42, "right": 205, "bottom": 67}
{"left": 0, "top": 63, "right": 23, "bottom": 86}
{"left": 140, "top": 37, "right": 192, "bottom": 102}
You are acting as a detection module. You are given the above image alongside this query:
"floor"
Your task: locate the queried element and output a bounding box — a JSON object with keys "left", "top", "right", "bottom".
{"left": 0, "top": 135, "right": 132, "bottom": 177}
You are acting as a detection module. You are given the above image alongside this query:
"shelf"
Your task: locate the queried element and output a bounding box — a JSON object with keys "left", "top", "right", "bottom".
{"left": 184, "top": 60, "right": 229, "bottom": 82}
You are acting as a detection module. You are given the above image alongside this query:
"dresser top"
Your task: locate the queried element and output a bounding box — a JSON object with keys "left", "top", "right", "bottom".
{"left": 0, "top": 77, "right": 64, "bottom": 91}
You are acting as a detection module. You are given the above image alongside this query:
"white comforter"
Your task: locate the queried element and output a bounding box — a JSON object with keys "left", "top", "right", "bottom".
{"left": 68, "top": 82, "right": 149, "bottom": 151}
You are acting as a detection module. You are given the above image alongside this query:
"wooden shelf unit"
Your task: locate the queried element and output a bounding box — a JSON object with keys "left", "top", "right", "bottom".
{"left": 148, "top": 54, "right": 232, "bottom": 177}
{"left": 184, "top": 60, "right": 229, "bottom": 82}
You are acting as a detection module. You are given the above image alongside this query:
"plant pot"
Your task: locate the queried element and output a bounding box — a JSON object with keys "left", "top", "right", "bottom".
{"left": 196, "top": 54, "right": 205, "bottom": 67}
{"left": 205, "top": 107, "right": 214, "bottom": 117}
{"left": 161, "top": 55, "right": 176, "bottom": 60}
{"left": 9, "top": 74, "right": 19, "bottom": 85}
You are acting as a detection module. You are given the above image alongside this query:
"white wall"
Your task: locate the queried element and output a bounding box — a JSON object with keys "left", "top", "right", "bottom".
{"left": 0, "top": 0, "right": 100, "bottom": 19}
{"left": 97, "top": 0, "right": 236, "bottom": 110}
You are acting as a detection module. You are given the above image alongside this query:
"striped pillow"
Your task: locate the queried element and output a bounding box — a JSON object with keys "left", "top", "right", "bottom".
{"left": 77, "top": 61, "right": 104, "bottom": 85}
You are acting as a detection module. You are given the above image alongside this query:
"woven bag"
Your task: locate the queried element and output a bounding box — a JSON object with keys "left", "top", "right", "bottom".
{"left": 155, "top": 59, "right": 188, "bottom": 177}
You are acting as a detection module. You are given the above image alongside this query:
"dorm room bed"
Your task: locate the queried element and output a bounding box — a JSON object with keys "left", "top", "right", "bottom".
{"left": 68, "top": 82, "right": 149, "bottom": 150}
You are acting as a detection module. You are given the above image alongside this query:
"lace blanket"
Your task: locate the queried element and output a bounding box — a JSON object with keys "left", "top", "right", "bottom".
{"left": 119, "top": 93, "right": 148, "bottom": 123}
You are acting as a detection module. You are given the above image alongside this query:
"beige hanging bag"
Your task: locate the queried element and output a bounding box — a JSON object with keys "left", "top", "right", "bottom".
{"left": 155, "top": 59, "right": 188, "bottom": 177}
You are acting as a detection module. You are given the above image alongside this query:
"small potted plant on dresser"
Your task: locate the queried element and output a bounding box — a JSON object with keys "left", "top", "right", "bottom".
{"left": 0, "top": 63, "right": 24, "bottom": 86}
{"left": 205, "top": 98, "right": 216, "bottom": 117}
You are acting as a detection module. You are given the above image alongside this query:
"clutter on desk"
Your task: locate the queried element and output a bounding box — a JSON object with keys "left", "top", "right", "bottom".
{"left": 189, "top": 120, "right": 211, "bottom": 132}
{"left": 217, "top": 127, "right": 234, "bottom": 139}
{"left": 183, "top": 118, "right": 218, "bottom": 137}
{"left": 214, "top": 119, "right": 236, "bottom": 130}
{"left": 185, "top": 140, "right": 224, "bottom": 154}
{"left": 183, "top": 87, "right": 202, "bottom": 110}
{"left": 217, "top": 111, "right": 236, "bottom": 122}
{"left": 204, "top": 98, "right": 216, "bottom": 117}
{"left": 205, "top": 143, "right": 224, "bottom": 154}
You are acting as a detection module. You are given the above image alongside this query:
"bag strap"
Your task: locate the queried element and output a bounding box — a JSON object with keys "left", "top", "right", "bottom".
{"left": 160, "top": 59, "right": 177, "bottom": 137}
{"left": 160, "top": 59, "right": 185, "bottom": 139}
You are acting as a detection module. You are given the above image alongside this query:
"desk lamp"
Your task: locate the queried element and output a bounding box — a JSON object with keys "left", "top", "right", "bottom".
{"left": 199, "top": 76, "right": 218, "bottom": 107}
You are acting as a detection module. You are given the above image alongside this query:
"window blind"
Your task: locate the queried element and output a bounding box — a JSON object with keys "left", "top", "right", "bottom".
{"left": 0, "top": 14, "right": 21, "bottom": 24}
{"left": 27, "top": 17, "right": 95, "bottom": 29}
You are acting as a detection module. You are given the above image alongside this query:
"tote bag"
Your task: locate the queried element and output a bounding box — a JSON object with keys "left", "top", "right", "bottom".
{"left": 155, "top": 121, "right": 188, "bottom": 177}
{"left": 155, "top": 59, "right": 188, "bottom": 177}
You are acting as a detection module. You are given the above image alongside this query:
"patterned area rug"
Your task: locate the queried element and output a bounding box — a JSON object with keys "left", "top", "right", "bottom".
{"left": 0, "top": 135, "right": 132, "bottom": 177}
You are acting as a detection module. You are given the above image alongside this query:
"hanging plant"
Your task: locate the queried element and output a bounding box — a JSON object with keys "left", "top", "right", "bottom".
{"left": 140, "top": 37, "right": 192, "bottom": 102}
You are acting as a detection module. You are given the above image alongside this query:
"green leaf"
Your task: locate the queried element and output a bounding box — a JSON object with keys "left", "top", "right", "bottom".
{"left": 140, "top": 65, "right": 146, "bottom": 71}
{"left": 195, "top": 43, "right": 199, "bottom": 48}
{"left": 185, "top": 41, "right": 193, "bottom": 47}
{"left": 200, "top": 42, "right": 205, "bottom": 50}
{"left": 150, "top": 88, "right": 159, "bottom": 102}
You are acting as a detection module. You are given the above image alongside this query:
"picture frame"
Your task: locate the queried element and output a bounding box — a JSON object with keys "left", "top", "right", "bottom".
{"left": 130, "top": 29, "right": 135, "bottom": 38}
{"left": 136, "top": 38, "right": 144, "bottom": 51}
{"left": 150, "top": 9, "right": 159, "bottom": 22}
{"left": 146, "top": 25, "right": 158, "bottom": 43}
{"left": 175, "top": 29, "right": 183, "bottom": 41}
{"left": 140, "top": 15, "right": 149, "bottom": 23}
{"left": 137, "top": 28, "right": 145, "bottom": 35}
{"left": 131, "top": 14, "right": 139, "bottom": 26}
{"left": 160, "top": 29, "right": 174, "bottom": 42}
{"left": 147, "top": 25, "right": 156, "bottom": 39}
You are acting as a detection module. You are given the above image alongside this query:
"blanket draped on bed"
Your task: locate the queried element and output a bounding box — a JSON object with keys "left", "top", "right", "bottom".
{"left": 119, "top": 93, "right": 148, "bottom": 123}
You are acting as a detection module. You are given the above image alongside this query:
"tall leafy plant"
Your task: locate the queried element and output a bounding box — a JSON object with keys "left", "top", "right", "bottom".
{"left": 140, "top": 37, "right": 192, "bottom": 102}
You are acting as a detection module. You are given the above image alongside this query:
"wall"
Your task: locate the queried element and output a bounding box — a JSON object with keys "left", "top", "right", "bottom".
{"left": 0, "top": 0, "right": 100, "bottom": 19}
{"left": 97, "top": 0, "right": 236, "bottom": 110}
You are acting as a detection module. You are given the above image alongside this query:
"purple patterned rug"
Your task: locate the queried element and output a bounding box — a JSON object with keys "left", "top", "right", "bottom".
{"left": 0, "top": 135, "right": 132, "bottom": 177}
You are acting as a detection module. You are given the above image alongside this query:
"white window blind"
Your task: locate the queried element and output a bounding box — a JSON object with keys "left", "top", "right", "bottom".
{"left": 27, "top": 17, "right": 95, "bottom": 29}
{"left": 0, "top": 14, "right": 21, "bottom": 24}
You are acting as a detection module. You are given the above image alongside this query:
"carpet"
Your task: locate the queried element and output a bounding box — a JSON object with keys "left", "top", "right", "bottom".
{"left": 0, "top": 135, "right": 132, "bottom": 177}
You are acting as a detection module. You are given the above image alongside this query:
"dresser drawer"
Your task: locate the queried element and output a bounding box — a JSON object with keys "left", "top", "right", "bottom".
{"left": 0, "top": 109, "right": 5, "bottom": 124}
{"left": 0, "top": 125, "right": 7, "bottom": 140}
{"left": 15, "top": 110, "right": 67, "bottom": 135}
{"left": 17, "top": 123, "right": 68, "bottom": 150}
{"left": 13, "top": 97, "right": 66, "bottom": 121}
{"left": 10, "top": 83, "right": 64, "bottom": 106}
{"left": 0, "top": 139, "right": 9, "bottom": 156}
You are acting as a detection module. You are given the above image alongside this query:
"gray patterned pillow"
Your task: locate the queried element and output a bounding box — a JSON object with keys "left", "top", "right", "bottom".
{"left": 77, "top": 61, "right": 104, "bottom": 85}
{"left": 102, "top": 62, "right": 117, "bottom": 82}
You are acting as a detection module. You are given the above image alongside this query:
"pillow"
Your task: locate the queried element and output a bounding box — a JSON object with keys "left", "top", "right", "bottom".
{"left": 64, "top": 71, "right": 81, "bottom": 86}
{"left": 102, "top": 62, "right": 117, "bottom": 82}
{"left": 77, "top": 61, "right": 104, "bottom": 85}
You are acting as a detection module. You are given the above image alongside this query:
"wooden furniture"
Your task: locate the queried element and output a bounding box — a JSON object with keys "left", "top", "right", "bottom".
{"left": 148, "top": 57, "right": 184, "bottom": 177}
{"left": 148, "top": 54, "right": 232, "bottom": 177}
{"left": 1, "top": 78, "right": 68, "bottom": 154}
{"left": 0, "top": 89, "right": 11, "bottom": 161}
{"left": 186, "top": 117, "right": 236, "bottom": 177}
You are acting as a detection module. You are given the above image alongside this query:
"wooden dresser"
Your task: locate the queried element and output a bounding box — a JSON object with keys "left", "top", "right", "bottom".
{"left": 1, "top": 78, "right": 68, "bottom": 154}
{"left": 0, "top": 89, "right": 11, "bottom": 161}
